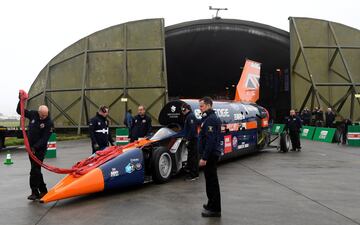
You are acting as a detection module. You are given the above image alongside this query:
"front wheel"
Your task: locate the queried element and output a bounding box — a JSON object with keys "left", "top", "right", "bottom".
{"left": 152, "top": 147, "right": 173, "bottom": 183}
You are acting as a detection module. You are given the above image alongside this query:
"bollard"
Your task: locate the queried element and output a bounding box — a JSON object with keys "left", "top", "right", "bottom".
{"left": 116, "top": 128, "right": 129, "bottom": 145}
{"left": 46, "top": 133, "right": 57, "bottom": 158}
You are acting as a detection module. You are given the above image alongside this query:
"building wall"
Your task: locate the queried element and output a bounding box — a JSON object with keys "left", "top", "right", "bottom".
{"left": 290, "top": 17, "right": 360, "bottom": 121}
{"left": 27, "top": 19, "right": 168, "bottom": 130}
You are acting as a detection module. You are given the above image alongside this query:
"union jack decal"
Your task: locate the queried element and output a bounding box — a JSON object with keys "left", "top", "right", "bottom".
{"left": 245, "top": 73, "right": 260, "bottom": 89}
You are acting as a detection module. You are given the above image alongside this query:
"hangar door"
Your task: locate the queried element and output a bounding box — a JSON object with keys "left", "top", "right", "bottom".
{"left": 290, "top": 17, "right": 360, "bottom": 121}
{"left": 27, "top": 19, "right": 168, "bottom": 132}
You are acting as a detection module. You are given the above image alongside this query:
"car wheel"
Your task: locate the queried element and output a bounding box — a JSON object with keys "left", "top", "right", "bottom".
{"left": 152, "top": 147, "right": 172, "bottom": 183}
{"left": 280, "top": 132, "right": 290, "bottom": 152}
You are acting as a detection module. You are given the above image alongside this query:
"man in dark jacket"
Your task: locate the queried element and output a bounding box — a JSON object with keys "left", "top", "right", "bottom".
{"left": 284, "top": 109, "right": 302, "bottom": 151}
{"left": 89, "top": 106, "right": 114, "bottom": 154}
{"left": 17, "top": 99, "right": 54, "bottom": 201}
{"left": 325, "top": 108, "right": 336, "bottom": 128}
{"left": 313, "top": 107, "right": 324, "bottom": 127}
{"left": 130, "top": 105, "right": 152, "bottom": 142}
{"left": 198, "top": 97, "right": 222, "bottom": 217}
{"left": 341, "top": 118, "right": 352, "bottom": 144}
{"left": 181, "top": 102, "right": 200, "bottom": 180}
{"left": 301, "top": 107, "right": 311, "bottom": 126}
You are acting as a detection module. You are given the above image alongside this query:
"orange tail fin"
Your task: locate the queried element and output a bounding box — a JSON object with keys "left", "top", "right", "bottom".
{"left": 234, "top": 59, "right": 261, "bottom": 102}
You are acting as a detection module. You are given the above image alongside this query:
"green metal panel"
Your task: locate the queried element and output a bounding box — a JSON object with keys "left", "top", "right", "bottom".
{"left": 290, "top": 17, "right": 360, "bottom": 121}
{"left": 300, "top": 126, "right": 316, "bottom": 140}
{"left": 313, "top": 127, "right": 336, "bottom": 143}
{"left": 347, "top": 125, "right": 360, "bottom": 146}
{"left": 271, "top": 124, "right": 285, "bottom": 134}
{"left": 46, "top": 133, "right": 57, "bottom": 158}
{"left": 27, "top": 19, "right": 168, "bottom": 132}
{"left": 116, "top": 128, "right": 129, "bottom": 145}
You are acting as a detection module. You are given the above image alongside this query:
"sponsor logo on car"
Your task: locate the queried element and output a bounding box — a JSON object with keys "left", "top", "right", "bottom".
{"left": 232, "top": 136, "right": 238, "bottom": 149}
{"left": 125, "top": 163, "right": 135, "bottom": 174}
{"left": 214, "top": 108, "right": 230, "bottom": 118}
{"left": 110, "top": 168, "right": 119, "bottom": 177}
{"left": 234, "top": 113, "right": 245, "bottom": 121}
{"left": 238, "top": 142, "right": 249, "bottom": 149}
{"left": 224, "top": 135, "right": 232, "bottom": 154}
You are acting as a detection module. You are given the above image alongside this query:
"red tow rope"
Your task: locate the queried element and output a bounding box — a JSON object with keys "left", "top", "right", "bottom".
{"left": 19, "top": 90, "right": 134, "bottom": 177}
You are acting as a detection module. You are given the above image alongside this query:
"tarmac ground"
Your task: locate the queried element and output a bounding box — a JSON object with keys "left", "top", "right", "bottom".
{"left": 1, "top": 139, "right": 360, "bottom": 225}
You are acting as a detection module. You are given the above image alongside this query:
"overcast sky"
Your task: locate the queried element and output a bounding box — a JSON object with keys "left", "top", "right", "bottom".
{"left": 0, "top": 0, "right": 359, "bottom": 115}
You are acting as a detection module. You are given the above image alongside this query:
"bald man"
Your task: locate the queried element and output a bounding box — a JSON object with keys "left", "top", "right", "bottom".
{"left": 17, "top": 99, "right": 54, "bottom": 201}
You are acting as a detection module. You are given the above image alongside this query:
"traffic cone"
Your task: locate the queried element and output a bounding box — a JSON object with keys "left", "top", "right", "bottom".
{"left": 4, "top": 151, "right": 13, "bottom": 165}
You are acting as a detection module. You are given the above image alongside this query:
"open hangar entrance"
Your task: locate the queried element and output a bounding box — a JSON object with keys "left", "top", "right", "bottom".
{"left": 165, "top": 19, "right": 290, "bottom": 122}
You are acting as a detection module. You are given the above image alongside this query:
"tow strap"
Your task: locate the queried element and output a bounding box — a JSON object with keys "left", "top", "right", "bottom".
{"left": 19, "top": 89, "right": 134, "bottom": 177}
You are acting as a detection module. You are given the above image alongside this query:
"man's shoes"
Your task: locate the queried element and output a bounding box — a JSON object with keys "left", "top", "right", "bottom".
{"left": 290, "top": 148, "right": 296, "bottom": 151}
{"left": 39, "top": 191, "right": 48, "bottom": 199}
{"left": 297, "top": 148, "right": 302, "bottom": 152}
{"left": 201, "top": 209, "right": 221, "bottom": 217}
{"left": 203, "top": 204, "right": 209, "bottom": 210}
{"left": 27, "top": 192, "right": 39, "bottom": 201}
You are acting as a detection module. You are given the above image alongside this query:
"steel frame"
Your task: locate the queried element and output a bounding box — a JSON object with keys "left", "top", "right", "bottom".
{"left": 28, "top": 19, "right": 168, "bottom": 133}
{"left": 290, "top": 17, "right": 360, "bottom": 121}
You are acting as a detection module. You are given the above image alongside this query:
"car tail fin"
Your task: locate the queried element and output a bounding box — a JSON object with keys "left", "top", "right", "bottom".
{"left": 234, "top": 59, "right": 261, "bottom": 103}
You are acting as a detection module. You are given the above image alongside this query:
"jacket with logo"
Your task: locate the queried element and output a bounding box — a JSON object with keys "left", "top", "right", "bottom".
{"left": 199, "top": 109, "right": 222, "bottom": 160}
{"left": 16, "top": 101, "right": 54, "bottom": 151}
{"left": 89, "top": 113, "right": 114, "bottom": 148}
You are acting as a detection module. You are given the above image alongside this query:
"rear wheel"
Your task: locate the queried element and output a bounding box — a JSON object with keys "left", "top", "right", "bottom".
{"left": 280, "top": 132, "right": 290, "bottom": 152}
{"left": 152, "top": 147, "right": 173, "bottom": 183}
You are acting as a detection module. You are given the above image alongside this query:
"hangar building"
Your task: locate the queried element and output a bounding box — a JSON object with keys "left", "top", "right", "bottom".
{"left": 26, "top": 17, "right": 360, "bottom": 132}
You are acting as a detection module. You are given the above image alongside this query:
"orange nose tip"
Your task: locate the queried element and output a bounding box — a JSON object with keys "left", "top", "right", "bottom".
{"left": 40, "top": 168, "right": 104, "bottom": 203}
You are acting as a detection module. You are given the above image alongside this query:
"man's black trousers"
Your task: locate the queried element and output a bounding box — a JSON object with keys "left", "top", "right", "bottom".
{"left": 289, "top": 132, "right": 301, "bottom": 150}
{"left": 204, "top": 154, "right": 221, "bottom": 212}
{"left": 29, "top": 149, "right": 47, "bottom": 193}
{"left": 186, "top": 140, "right": 199, "bottom": 178}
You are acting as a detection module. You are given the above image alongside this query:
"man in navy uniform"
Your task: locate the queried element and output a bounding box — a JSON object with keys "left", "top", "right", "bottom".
{"left": 301, "top": 107, "right": 311, "bottom": 126}
{"left": 284, "top": 109, "right": 302, "bottom": 151}
{"left": 325, "top": 107, "right": 336, "bottom": 128}
{"left": 181, "top": 102, "right": 200, "bottom": 181}
{"left": 198, "top": 97, "right": 222, "bottom": 217}
{"left": 130, "top": 105, "right": 152, "bottom": 142}
{"left": 89, "top": 106, "right": 114, "bottom": 154}
{"left": 17, "top": 98, "right": 54, "bottom": 201}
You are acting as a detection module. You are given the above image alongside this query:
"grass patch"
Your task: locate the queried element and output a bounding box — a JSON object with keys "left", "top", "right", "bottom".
{"left": 5, "top": 137, "right": 24, "bottom": 146}
{"left": 0, "top": 121, "right": 20, "bottom": 127}
{"left": 5, "top": 134, "right": 88, "bottom": 147}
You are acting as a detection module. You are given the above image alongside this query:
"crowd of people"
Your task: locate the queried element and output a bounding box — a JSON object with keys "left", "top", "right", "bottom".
{"left": 298, "top": 107, "right": 336, "bottom": 127}
{"left": 294, "top": 107, "right": 352, "bottom": 144}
